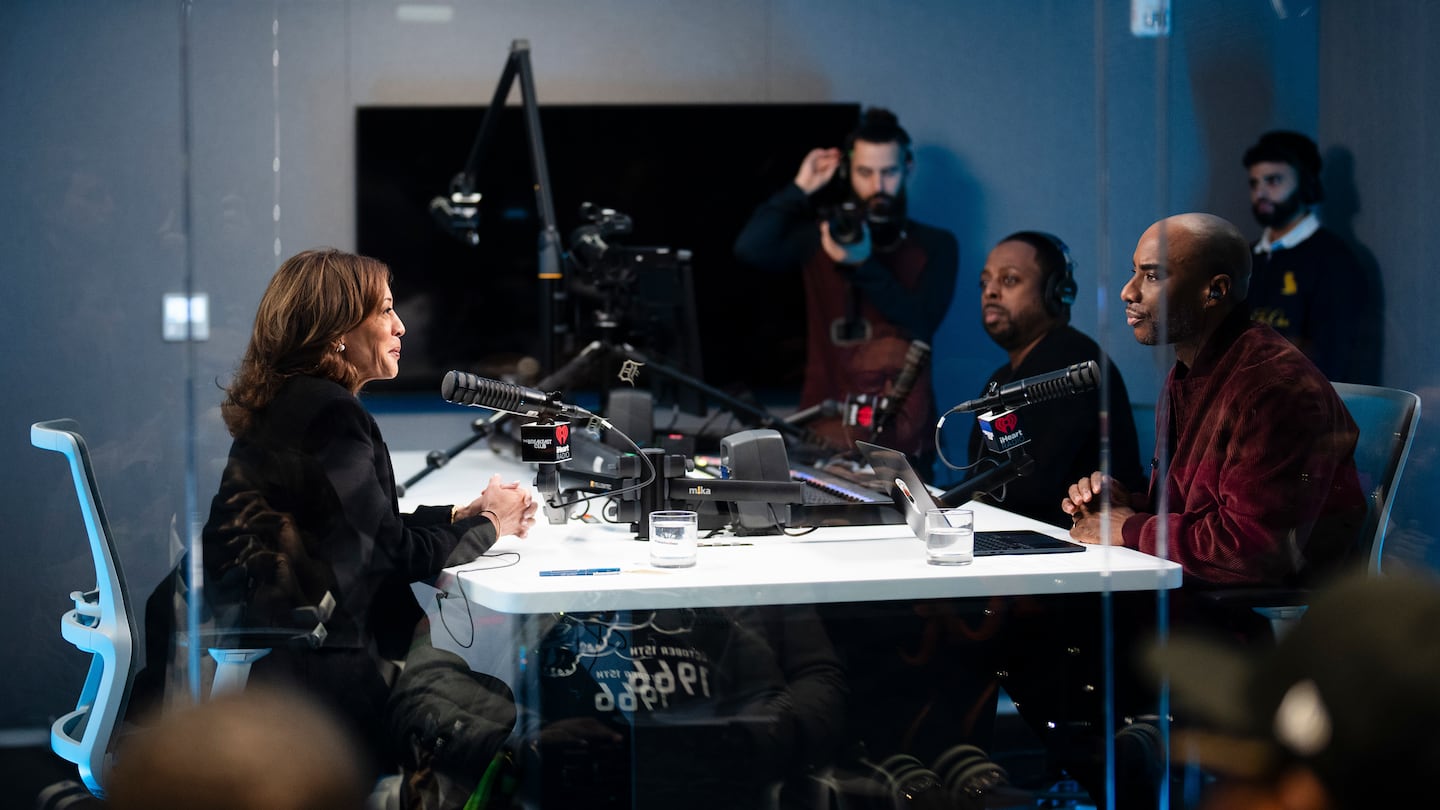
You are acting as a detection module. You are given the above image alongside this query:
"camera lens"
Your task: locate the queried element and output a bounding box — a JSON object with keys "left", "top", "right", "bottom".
{"left": 826, "top": 199, "right": 866, "bottom": 246}
{"left": 865, "top": 194, "right": 904, "bottom": 251}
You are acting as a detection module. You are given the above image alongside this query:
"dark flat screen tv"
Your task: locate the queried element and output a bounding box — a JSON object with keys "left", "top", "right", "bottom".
{"left": 356, "top": 103, "right": 861, "bottom": 408}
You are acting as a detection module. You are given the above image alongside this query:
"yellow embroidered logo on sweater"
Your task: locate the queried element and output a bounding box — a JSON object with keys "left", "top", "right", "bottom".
{"left": 1282, "top": 271, "right": 1299, "bottom": 295}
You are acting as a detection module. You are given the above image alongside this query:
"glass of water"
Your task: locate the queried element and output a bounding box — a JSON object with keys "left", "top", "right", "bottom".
{"left": 649, "top": 510, "right": 698, "bottom": 568}
{"left": 925, "top": 508, "right": 974, "bottom": 565}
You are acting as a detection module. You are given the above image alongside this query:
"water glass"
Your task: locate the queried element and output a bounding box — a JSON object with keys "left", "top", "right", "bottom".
{"left": 925, "top": 508, "right": 974, "bottom": 565}
{"left": 649, "top": 510, "right": 698, "bottom": 568}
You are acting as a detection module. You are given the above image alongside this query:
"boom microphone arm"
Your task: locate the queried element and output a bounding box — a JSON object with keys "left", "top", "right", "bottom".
{"left": 437, "top": 39, "right": 565, "bottom": 372}
{"left": 937, "top": 449, "right": 1036, "bottom": 508}
{"left": 607, "top": 342, "right": 813, "bottom": 443}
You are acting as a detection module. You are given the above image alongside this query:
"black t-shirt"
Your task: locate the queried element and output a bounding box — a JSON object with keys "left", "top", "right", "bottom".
{"left": 964, "top": 326, "right": 1146, "bottom": 527}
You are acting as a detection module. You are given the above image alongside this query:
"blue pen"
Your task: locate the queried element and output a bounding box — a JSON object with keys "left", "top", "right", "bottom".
{"left": 539, "top": 567, "right": 622, "bottom": 577}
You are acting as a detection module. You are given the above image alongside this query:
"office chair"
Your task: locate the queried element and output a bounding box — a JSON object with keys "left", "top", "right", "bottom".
{"left": 33, "top": 419, "right": 138, "bottom": 799}
{"left": 1202, "top": 383, "right": 1421, "bottom": 637}
{"left": 1332, "top": 383, "right": 1422, "bottom": 573}
{"left": 34, "top": 419, "right": 272, "bottom": 798}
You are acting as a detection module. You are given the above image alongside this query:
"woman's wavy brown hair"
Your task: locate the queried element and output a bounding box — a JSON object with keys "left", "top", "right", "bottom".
{"left": 221, "top": 248, "right": 392, "bottom": 437}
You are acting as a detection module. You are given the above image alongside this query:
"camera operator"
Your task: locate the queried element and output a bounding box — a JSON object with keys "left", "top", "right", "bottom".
{"left": 733, "top": 108, "right": 958, "bottom": 470}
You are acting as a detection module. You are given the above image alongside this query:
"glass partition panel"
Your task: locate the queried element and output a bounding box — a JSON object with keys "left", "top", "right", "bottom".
{"left": 7, "top": 2, "right": 1431, "bottom": 809}
{"left": 4, "top": 2, "right": 198, "bottom": 801}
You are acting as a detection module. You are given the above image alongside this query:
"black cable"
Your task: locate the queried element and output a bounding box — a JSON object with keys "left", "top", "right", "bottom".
{"left": 542, "top": 408, "right": 657, "bottom": 511}
{"left": 934, "top": 404, "right": 997, "bottom": 473}
{"left": 435, "top": 551, "right": 521, "bottom": 649}
{"left": 766, "top": 502, "right": 820, "bottom": 536}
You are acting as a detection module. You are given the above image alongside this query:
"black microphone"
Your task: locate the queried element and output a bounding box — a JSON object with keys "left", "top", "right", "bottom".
{"left": 440, "top": 371, "right": 576, "bottom": 419}
{"left": 785, "top": 399, "right": 842, "bottom": 427}
{"left": 873, "top": 339, "right": 931, "bottom": 435}
{"left": 950, "top": 360, "right": 1100, "bottom": 414}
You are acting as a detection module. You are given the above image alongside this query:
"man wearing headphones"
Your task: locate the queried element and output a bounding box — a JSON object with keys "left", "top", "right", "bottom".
{"left": 965, "top": 231, "right": 1145, "bottom": 527}
{"left": 1243, "top": 130, "right": 1366, "bottom": 381}
{"left": 733, "top": 108, "right": 958, "bottom": 467}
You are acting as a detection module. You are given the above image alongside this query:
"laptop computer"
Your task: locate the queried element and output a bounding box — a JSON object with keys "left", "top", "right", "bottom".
{"left": 855, "top": 440, "right": 1085, "bottom": 556}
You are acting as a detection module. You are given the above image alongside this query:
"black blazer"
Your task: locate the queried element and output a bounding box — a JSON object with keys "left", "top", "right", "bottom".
{"left": 202, "top": 374, "right": 497, "bottom": 661}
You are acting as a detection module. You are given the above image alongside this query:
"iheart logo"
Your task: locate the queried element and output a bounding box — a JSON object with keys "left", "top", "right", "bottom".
{"left": 555, "top": 424, "right": 569, "bottom": 445}
{"left": 994, "top": 413, "right": 1019, "bottom": 434}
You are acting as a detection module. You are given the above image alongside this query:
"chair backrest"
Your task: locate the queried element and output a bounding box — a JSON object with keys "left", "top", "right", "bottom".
{"left": 1332, "top": 383, "right": 1422, "bottom": 574}
{"left": 32, "top": 418, "right": 138, "bottom": 798}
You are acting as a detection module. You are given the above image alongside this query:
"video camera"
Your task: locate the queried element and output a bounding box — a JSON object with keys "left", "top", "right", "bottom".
{"left": 566, "top": 202, "right": 691, "bottom": 287}
{"left": 567, "top": 202, "right": 634, "bottom": 272}
{"left": 820, "top": 193, "right": 905, "bottom": 251}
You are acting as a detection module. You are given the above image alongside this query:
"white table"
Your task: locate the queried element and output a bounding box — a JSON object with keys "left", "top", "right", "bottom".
{"left": 395, "top": 444, "right": 1184, "bottom": 770}
{"left": 393, "top": 448, "right": 1182, "bottom": 615}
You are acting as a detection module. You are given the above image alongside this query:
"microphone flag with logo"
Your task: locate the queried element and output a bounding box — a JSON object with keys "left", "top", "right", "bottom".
{"left": 521, "top": 420, "right": 571, "bottom": 464}
{"left": 978, "top": 408, "right": 1030, "bottom": 454}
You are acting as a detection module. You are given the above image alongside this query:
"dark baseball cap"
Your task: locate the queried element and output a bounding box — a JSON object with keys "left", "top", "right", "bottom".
{"left": 1146, "top": 573, "right": 1440, "bottom": 808}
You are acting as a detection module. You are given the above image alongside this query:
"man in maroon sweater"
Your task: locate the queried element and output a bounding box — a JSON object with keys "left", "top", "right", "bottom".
{"left": 1063, "top": 213, "right": 1365, "bottom": 589}
{"left": 1004, "top": 214, "right": 1367, "bottom": 809}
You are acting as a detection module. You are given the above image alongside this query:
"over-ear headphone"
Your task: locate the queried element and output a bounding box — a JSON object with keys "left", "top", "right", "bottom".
{"left": 1001, "top": 231, "right": 1076, "bottom": 318}
{"left": 1027, "top": 231, "right": 1078, "bottom": 317}
{"left": 1045, "top": 234, "right": 1078, "bottom": 317}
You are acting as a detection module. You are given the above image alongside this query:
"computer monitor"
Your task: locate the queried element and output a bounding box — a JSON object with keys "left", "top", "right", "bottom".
{"left": 356, "top": 102, "right": 862, "bottom": 411}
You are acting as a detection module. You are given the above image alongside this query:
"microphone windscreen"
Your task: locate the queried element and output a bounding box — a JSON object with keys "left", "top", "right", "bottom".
{"left": 442, "top": 370, "right": 510, "bottom": 408}
{"left": 440, "top": 370, "right": 466, "bottom": 403}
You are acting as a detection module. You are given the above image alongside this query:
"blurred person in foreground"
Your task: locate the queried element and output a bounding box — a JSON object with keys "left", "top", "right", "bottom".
{"left": 202, "top": 248, "right": 538, "bottom": 772}
{"left": 107, "top": 686, "right": 369, "bottom": 810}
{"left": 1149, "top": 572, "right": 1440, "bottom": 809}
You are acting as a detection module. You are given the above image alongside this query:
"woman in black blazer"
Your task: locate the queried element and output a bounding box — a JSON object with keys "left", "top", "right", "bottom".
{"left": 202, "top": 248, "right": 537, "bottom": 771}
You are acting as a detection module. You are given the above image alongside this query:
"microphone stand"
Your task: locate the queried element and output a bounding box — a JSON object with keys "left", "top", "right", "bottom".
{"left": 937, "top": 449, "right": 1036, "bottom": 508}
{"left": 397, "top": 413, "right": 508, "bottom": 497}
{"left": 398, "top": 340, "right": 610, "bottom": 496}
{"left": 451, "top": 39, "right": 565, "bottom": 372}
{"left": 604, "top": 342, "right": 814, "bottom": 444}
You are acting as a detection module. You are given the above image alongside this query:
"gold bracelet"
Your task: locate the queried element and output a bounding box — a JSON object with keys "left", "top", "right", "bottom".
{"left": 480, "top": 509, "right": 498, "bottom": 523}
{"left": 450, "top": 505, "right": 460, "bottom": 524}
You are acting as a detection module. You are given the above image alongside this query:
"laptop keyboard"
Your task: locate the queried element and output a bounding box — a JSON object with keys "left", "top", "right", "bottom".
{"left": 975, "top": 532, "right": 1031, "bottom": 554}
{"left": 973, "top": 531, "right": 1081, "bottom": 555}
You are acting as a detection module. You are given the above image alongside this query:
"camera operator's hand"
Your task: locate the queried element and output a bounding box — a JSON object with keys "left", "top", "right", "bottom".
{"left": 820, "top": 219, "right": 872, "bottom": 266}
{"left": 794, "top": 147, "right": 843, "bottom": 195}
